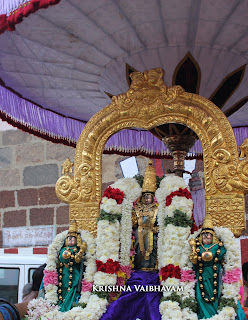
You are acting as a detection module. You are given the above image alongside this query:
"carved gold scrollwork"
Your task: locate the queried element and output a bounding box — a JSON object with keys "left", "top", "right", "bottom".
{"left": 206, "top": 195, "right": 245, "bottom": 237}
{"left": 212, "top": 149, "right": 231, "bottom": 164}
{"left": 55, "top": 175, "right": 80, "bottom": 203}
{"left": 56, "top": 161, "right": 94, "bottom": 203}
{"left": 240, "top": 138, "right": 248, "bottom": 158}
{"left": 70, "top": 203, "right": 99, "bottom": 237}
{"left": 74, "top": 163, "right": 93, "bottom": 197}
{"left": 55, "top": 68, "right": 246, "bottom": 236}
{"left": 236, "top": 139, "right": 248, "bottom": 192}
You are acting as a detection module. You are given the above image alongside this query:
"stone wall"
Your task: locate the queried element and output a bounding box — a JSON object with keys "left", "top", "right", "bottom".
{"left": 0, "top": 129, "right": 76, "bottom": 247}
{"left": 1, "top": 128, "right": 246, "bottom": 248}
{"left": 0, "top": 129, "right": 151, "bottom": 248}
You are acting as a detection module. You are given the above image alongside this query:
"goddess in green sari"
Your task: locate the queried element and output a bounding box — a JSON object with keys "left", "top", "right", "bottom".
{"left": 58, "top": 221, "right": 87, "bottom": 312}
{"left": 190, "top": 215, "right": 226, "bottom": 319}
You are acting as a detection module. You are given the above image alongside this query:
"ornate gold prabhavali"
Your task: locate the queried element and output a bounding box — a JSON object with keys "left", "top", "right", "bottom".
{"left": 55, "top": 68, "right": 248, "bottom": 237}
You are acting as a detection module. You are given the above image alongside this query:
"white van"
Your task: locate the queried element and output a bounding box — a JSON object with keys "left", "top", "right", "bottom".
{"left": 0, "top": 254, "right": 46, "bottom": 303}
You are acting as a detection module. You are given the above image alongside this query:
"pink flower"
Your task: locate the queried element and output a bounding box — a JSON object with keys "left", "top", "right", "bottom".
{"left": 222, "top": 268, "right": 241, "bottom": 284}
{"left": 116, "top": 277, "right": 125, "bottom": 286}
{"left": 180, "top": 269, "right": 196, "bottom": 282}
{"left": 43, "top": 270, "right": 58, "bottom": 287}
{"left": 130, "top": 248, "right": 136, "bottom": 256}
{"left": 81, "top": 279, "right": 93, "bottom": 292}
{"left": 119, "top": 265, "right": 132, "bottom": 278}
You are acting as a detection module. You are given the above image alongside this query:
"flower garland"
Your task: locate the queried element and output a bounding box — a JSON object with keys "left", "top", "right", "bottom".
{"left": 26, "top": 175, "right": 241, "bottom": 320}
{"left": 93, "top": 177, "right": 142, "bottom": 304}
{"left": 156, "top": 175, "right": 241, "bottom": 320}
{"left": 25, "top": 229, "right": 107, "bottom": 320}
{"left": 155, "top": 175, "right": 198, "bottom": 320}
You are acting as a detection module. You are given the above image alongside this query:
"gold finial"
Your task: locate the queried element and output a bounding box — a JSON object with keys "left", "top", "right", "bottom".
{"left": 201, "top": 214, "right": 214, "bottom": 235}
{"left": 62, "top": 158, "right": 74, "bottom": 175}
{"left": 239, "top": 138, "right": 248, "bottom": 158}
{"left": 142, "top": 160, "right": 157, "bottom": 193}
{"left": 67, "top": 220, "right": 78, "bottom": 237}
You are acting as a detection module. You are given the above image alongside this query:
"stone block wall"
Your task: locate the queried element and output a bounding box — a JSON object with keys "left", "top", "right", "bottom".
{"left": 1, "top": 128, "right": 247, "bottom": 249}
{"left": 0, "top": 129, "right": 150, "bottom": 248}
{"left": 0, "top": 129, "right": 75, "bottom": 247}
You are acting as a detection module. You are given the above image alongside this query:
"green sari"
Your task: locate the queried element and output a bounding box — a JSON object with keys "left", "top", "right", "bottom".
{"left": 58, "top": 246, "right": 83, "bottom": 312}
{"left": 194, "top": 244, "right": 226, "bottom": 319}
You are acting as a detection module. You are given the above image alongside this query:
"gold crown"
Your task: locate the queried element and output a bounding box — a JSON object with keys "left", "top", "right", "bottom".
{"left": 142, "top": 160, "right": 157, "bottom": 194}
{"left": 67, "top": 220, "right": 78, "bottom": 237}
{"left": 201, "top": 214, "right": 214, "bottom": 235}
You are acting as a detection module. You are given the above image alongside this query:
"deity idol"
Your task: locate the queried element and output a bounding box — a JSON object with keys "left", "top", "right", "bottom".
{"left": 58, "top": 220, "right": 87, "bottom": 312}
{"left": 132, "top": 160, "right": 158, "bottom": 270}
{"left": 189, "top": 215, "right": 226, "bottom": 318}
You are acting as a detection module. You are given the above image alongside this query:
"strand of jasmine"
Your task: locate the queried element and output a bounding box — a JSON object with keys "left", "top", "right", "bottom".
{"left": 119, "top": 198, "right": 133, "bottom": 266}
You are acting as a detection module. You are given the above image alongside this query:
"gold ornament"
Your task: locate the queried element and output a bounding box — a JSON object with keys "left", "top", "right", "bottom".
{"left": 62, "top": 250, "right": 71, "bottom": 259}
{"left": 142, "top": 160, "right": 157, "bottom": 194}
{"left": 201, "top": 242, "right": 218, "bottom": 261}
{"left": 201, "top": 214, "right": 214, "bottom": 234}
{"left": 67, "top": 220, "right": 78, "bottom": 237}
{"left": 54, "top": 68, "right": 246, "bottom": 237}
{"left": 62, "top": 158, "right": 74, "bottom": 175}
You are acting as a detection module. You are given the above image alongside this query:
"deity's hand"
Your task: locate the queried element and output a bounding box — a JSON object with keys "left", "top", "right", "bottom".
{"left": 189, "top": 252, "right": 198, "bottom": 265}
{"left": 75, "top": 241, "right": 87, "bottom": 263}
{"left": 189, "top": 238, "right": 198, "bottom": 265}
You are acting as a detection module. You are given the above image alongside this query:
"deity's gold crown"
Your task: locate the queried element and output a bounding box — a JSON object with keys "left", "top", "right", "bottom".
{"left": 201, "top": 214, "right": 214, "bottom": 235}
{"left": 142, "top": 160, "right": 157, "bottom": 194}
{"left": 67, "top": 220, "right": 78, "bottom": 237}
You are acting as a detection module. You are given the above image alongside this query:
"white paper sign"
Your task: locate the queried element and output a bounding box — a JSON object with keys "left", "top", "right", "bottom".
{"left": 2, "top": 226, "right": 55, "bottom": 247}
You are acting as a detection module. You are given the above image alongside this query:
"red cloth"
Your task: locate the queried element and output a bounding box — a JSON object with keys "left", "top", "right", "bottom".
{"left": 0, "top": 0, "right": 61, "bottom": 34}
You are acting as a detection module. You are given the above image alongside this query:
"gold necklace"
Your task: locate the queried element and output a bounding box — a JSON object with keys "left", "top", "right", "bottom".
{"left": 200, "top": 241, "right": 218, "bottom": 262}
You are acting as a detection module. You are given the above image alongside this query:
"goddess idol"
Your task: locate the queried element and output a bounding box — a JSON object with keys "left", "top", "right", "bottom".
{"left": 57, "top": 220, "right": 87, "bottom": 311}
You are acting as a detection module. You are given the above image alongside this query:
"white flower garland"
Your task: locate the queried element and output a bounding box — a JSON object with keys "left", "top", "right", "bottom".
{"left": 26, "top": 176, "right": 240, "bottom": 320}
{"left": 105, "top": 178, "right": 142, "bottom": 267}
{"left": 156, "top": 175, "right": 241, "bottom": 320}
{"left": 156, "top": 175, "right": 198, "bottom": 320}
{"left": 86, "top": 177, "right": 141, "bottom": 317}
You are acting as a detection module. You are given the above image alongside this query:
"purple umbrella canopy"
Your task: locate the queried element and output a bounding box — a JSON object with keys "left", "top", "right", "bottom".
{"left": 0, "top": 0, "right": 248, "bottom": 156}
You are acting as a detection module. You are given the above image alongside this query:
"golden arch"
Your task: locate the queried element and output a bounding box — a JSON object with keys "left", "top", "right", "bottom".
{"left": 56, "top": 68, "right": 247, "bottom": 237}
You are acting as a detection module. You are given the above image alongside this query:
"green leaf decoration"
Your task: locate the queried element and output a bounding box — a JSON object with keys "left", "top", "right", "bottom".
{"left": 93, "top": 291, "right": 109, "bottom": 300}
{"left": 181, "top": 297, "right": 197, "bottom": 313}
{"left": 218, "top": 297, "right": 237, "bottom": 312}
{"left": 134, "top": 174, "right": 144, "bottom": 188}
{"left": 98, "top": 210, "right": 122, "bottom": 223}
{"left": 164, "top": 209, "right": 193, "bottom": 228}
{"left": 160, "top": 292, "right": 197, "bottom": 313}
